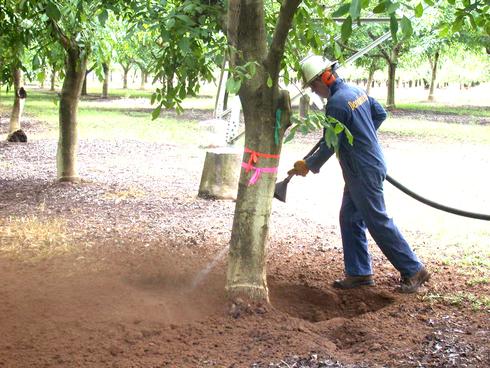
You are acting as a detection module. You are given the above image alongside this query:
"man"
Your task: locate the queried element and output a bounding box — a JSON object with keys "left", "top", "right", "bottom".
{"left": 288, "top": 55, "right": 429, "bottom": 293}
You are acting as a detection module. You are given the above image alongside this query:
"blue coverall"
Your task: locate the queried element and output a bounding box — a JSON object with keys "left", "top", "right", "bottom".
{"left": 305, "top": 79, "right": 423, "bottom": 278}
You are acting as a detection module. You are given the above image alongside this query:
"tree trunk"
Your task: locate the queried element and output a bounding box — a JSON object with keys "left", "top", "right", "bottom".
{"left": 102, "top": 62, "right": 109, "bottom": 98}
{"left": 81, "top": 73, "right": 88, "bottom": 96}
{"left": 366, "top": 65, "right": 376, "bottom": 95}
{"left": 122, "top": 65, "right": 129, "bottom": 89}
{"left": 140, "top": 70, "right": 146, "bottom": 90}
{"left": 428, "top": 50, "right": 440, "bottom": 102}
{"left": 8, "top": 68, "right": 23, "bottom": 134}
{"left": 50, "top": 69, "right": 56, "bottom": 91}
{"left": 386, "top": 61, "right": 396, "bottom": 109}
{"left": 57, "top": 47, "right": 87, "bottom": 182}
{"left": 40, "top": 69, "right": 45, "bottom": 89}
{"left": 225, "top": 0, "right": 298, "bottom": 303}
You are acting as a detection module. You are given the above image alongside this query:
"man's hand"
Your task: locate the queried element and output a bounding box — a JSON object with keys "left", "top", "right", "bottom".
{"left": 287, "top": 160, "right": 309, "bottom": 177}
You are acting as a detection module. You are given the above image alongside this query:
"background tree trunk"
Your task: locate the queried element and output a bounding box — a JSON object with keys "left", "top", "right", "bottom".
{"left": 366, "top": 64, "right": 376, "bottom": 95}
{"left": 140, "top": 69, "right": 146, "bottom": 90}
{"left": 50, "top": 69, "right": 56, "bottom": 91}
{"left": 122, "top": 65, "right": 129, "bottom": 89}
{"left": 57, "top": 47, "right": 87, "bottom": 182}
{"left": 428, "top": 50, "right": 440, "bottom": 102}
{"left": 102, "top": 62, "right": 109, "bottom": 98}
{"left": 8, "top": 68, "right": 23, "bottom": 133}
{"left": 81, "top": 73, "right": 88, "bottom": 96}
{"left": 386, "top": 61, "right": 397, "bottom": 109}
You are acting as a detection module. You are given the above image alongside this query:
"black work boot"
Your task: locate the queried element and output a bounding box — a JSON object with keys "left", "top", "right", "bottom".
{"left": 333, "top": 275, "right": 375, "bottom": 289}
{"left": 398, "top": 266, "right": 430, "bottom": 294}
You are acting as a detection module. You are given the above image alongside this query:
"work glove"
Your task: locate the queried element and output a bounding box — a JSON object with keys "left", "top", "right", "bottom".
{"left": 287, "top": 160, "right": 309, "bottom": 177}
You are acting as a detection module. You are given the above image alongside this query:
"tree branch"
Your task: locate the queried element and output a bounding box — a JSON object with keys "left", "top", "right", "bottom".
{"left": 50, "top": 20, "right": 71, "bottom": 50}
{"left": 368, "top": 30, "right": 390, "bottom": 60}
{"left": 335, "top": 40, "right": 358, "bottom": 54}
{"left": 266, "top": 0, "right": 302, "bottom": 80}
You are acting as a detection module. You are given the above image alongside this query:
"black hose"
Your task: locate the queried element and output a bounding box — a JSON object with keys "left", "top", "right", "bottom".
{"left": 386, "top": 174, "right": 490, "bottom": 221}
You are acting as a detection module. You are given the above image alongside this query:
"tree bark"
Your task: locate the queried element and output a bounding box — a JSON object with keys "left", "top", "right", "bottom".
{"left": 140, "top": 69, "right": 146, "bottom": 90}
{"left": 122, "top": 64, "right": 129, "bottom": 89}
{"left": 81, "top": 72, "right": 88, "bottom": 96}
{"left": 366, "top": 64, "right": 376, "bottom": 95}
{"left": 8, "top": 68, "right": 23, "bottom": 134}
{"left": 428, "top": 50, "right": 440, "bottom": 102}
{"left": 50, "top": 69, "right": 56, "bottom": 91}
{"left": 57, "top": 47, "right": 87, "bottom": 182}
{"left": 102, "top": 62, "right": 109, "bottom": 98}
{"left": 225, "top": 0, "right": 299, "bottom": 303}
{"left": 386, "top": 61, "right": 396, "bottom": 109}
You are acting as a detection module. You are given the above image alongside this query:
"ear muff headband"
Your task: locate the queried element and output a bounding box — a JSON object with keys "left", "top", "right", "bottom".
{"left": 321, "top": 69, "right": 336, "bottom": 87}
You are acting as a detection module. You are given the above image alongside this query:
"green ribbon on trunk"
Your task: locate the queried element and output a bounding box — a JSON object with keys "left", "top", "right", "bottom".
{"left": 275, "top": 108, "right": 282, "bottom": 145}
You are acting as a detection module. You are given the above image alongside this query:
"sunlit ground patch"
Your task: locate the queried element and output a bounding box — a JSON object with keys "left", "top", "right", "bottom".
{"left": 0, "top": 216, "right": 74, "bottom": 261}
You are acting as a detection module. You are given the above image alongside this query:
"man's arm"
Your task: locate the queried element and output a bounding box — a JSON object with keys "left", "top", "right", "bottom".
{"left": 369, "top": 96, "right": 387, "bottom": 130}
{"left": 304, "top": 137, "right": 334, "bottom": 173}
{"left": 305, "top": 104, "right": 350, "bottom": 173}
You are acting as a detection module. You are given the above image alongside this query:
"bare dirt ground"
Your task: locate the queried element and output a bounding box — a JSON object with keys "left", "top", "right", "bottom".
{"left": 0, "top": 106, "right": 489, "bottom": 367}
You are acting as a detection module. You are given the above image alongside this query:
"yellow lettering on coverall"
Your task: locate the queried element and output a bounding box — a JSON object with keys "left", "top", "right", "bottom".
{"left": 348, "top": 94, "right": 368, "bottom": 111}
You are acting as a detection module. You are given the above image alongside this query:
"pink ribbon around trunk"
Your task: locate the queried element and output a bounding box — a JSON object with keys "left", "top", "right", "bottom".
{"left": 241, "top": 162, "right": 278, "bottom": 186}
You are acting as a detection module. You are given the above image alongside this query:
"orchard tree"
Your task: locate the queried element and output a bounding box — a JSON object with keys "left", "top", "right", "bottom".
{"left": 0, "top": 0, "right": 35, "bottom": 139}
{"left": 25, "top": 1, "right": 123, "bottom": 181}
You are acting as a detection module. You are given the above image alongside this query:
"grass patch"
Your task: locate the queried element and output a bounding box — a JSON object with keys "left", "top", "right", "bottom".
{"left": 395, "top": 103, "right": 490, "bottom": 118}
{"left": 380, "top": 118, "right": 490, "bottom": 144}
{"left": 0, "top": 89, "right": 205, "bottom": 145}
{"left": 423, "top": 292, "right": 490, "bottom": 312}
{"left": 0, "top": 216, "right": 75, "bottom": 261}
{"left": 466, "top": 277, "right": 489, "bottom": 287}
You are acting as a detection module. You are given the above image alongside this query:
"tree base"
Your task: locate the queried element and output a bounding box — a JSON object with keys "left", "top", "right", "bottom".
{"left": 7, "top": 130, "right": 27, "bottom": 143}
{"left": 226, "top": 283, "right": 270, "bottom": 304}
{"left": 58, "top": 176, "right": 81, "bottom": 183}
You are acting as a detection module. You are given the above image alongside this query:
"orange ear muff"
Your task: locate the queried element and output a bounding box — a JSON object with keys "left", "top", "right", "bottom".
{"left": 321, "top": 70, "right": 336, "bottom": 87}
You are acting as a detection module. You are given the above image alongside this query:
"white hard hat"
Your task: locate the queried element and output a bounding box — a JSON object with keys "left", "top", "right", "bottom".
{"left": 300, "top": 55, "right": 337, "bottom": 88}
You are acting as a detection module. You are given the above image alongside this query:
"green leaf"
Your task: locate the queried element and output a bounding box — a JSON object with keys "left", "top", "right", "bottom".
{"left": 373, "top": 3, "right": 385, "bottom": 14}
{"left": 452, "top": 16, "right": 464, "bottom": 32}
{"left": 178, "top": 38, "right": 191, "bottom": 53}
{"left": 345, "top": 127, "right": 354, "bottom": 145}
{"left": 151, "top": 92, "right": 157, "bottom": 105}
{"left": 334, "top": 42, "right": 342, "bottom": 59}
{"left": 152, "top": 105, "right": 162, "bottom": 120}
{"left": 400, "top": 16, "right": 413, "bottom": 38}
{"left": 248, "top": 62, "right": 256, "bottom": 77}
{"left": 415, "top": 3, "right": 424, "bottom": 17}
{"left": 98, "top": 9, "right": 108, "bottom": 26}
{"left": 390, "top": 15, "right": 398, "bottom": 41}
{"left": 32, "top": 55, "right": 41, "bottom": 70}
{"left": 46, "top": 1, "right": 61, "bottom": 21}
{"left": 37, "top": 71, "right": 46, "bottom": 83}
{"left": 324, "top": 126, "right": 338, "bottom": 148}
{"left": 332, "top": 3, "right": 350, "bottom": 17}
{"left": 284, "top": 125, "right": 298, "bottom": 144}
{"left": 387, "top": 2, "right": 400, "bottom": 14}
{"left": 341, "top": 16, "right": 353, "bottom": 43}
{"left": 424, "top": 0, "right": 434, "bottom": 5}
{"left": 350, "top": 0, "right": 361, "bottom": 20}
{"left": 226, "top": 77, "right": 241, "bottom": 94}
{"left": 334, "top": 123, "right": 344, "bottom": 134}
{"left": 267, "top": 75, "right": 273, "bottom": 88}
{"left": 175, "top": 15, "right": 193, "bottom": 25}
{"left": 438, "top": 24, "right": 450, "bottom": 37}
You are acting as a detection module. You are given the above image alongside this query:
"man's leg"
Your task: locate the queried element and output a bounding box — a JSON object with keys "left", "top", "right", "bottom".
{"left": 339, "top": 187, "right": 372, "bottom": 276}
{"left": 347, "top": 169, "right": 423, "bottom": 278}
